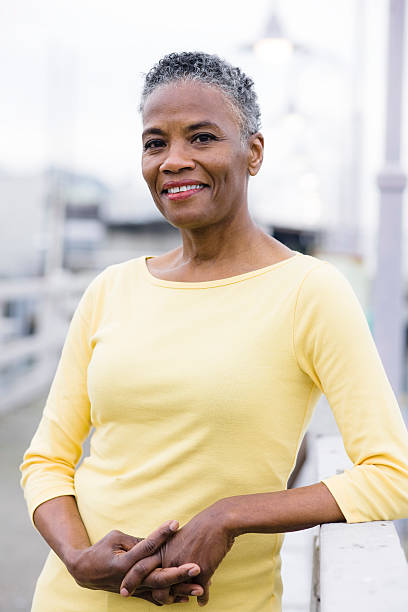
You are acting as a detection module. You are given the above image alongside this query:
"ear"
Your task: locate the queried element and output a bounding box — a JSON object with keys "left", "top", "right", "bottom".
{"left": 247, "top": 132, "right": 264, "bottom": 176}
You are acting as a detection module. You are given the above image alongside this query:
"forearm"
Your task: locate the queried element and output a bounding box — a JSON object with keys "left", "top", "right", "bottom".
{"left": 153, "top": 482, "right": 345, "bottom": 608}
{"left": 219, "top": 482, "right": 346, "bottom": 537}
{"left": 33, "top": 495, "right": 91, "bottom": 569}
{"left": 34, "top": 498, "right": 204, "bottom": 602}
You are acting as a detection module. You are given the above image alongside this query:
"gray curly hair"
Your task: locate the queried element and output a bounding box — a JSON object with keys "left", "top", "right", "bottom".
{"left": 140, "top": 51, "right": 261, "bottom": 141}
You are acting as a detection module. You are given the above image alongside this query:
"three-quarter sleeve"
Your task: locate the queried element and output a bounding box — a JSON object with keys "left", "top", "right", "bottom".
{"left": 294, "top": 261, "right": 408, "bottom": 523}
{"left": 20, "top": 274, "right": 102, "bottom": 523}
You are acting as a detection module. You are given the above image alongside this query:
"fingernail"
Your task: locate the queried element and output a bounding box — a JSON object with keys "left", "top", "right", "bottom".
{"left": 169, "top": 520, "right": 179, "bottom": 531}
{"left": 120, "top": 588, "right": 129, "bottom": 597}
{"left": 191, "top": 589, "right": 202, "bottom": 596}
{"left": 188, "top": 567, "right": 200, "bottom": 576}
{"left": 180, "top": 597, "right": 189, "bottom": 603}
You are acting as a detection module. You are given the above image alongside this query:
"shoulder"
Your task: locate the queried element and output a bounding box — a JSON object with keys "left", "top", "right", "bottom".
{"left": 293, "top": 258, "right": 372, "bottom": 375}
{"left": 294, "top": 254, "right": 356, "bottom": 300}
{"left": 77, "top": 256, "right": 147, "bottom": 316}
{"left": 294, "top": 255, "right": 368, "bottom": 332}
{"left": 86, "top": 256, "right": 146, "bottom": 291}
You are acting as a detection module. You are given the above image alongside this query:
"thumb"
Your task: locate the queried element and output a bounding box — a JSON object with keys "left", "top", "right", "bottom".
{"left": 124, "top": 520, "right": 179, "bottom": 565}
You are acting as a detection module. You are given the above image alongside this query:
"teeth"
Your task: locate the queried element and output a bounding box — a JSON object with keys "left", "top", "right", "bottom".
{"left": 167, "top": 184, "right": 203, "bottom": 194}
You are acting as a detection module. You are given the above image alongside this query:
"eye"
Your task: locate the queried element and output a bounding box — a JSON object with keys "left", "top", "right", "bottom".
{"left": 192, "top": 133, "right": 218, "bottom": 144}
{"left": 144, "top": 139, "right": 165, "bottom": 151}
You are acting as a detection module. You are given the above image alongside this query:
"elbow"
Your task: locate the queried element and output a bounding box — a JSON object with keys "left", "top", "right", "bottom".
{"left": 362, "top": 461, "right": 408, "bottom": 521}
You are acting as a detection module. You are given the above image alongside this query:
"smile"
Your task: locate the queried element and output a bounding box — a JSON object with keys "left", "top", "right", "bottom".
{"left": 167, "top": 184, "right": 203, "bottom": 194}
{"left": 162, "top": 183, "right": 207, "bottom": 201}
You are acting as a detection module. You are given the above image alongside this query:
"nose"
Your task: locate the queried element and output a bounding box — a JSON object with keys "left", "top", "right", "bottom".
{"left": 159, "top": 142, "right": 195, "bottom": 174}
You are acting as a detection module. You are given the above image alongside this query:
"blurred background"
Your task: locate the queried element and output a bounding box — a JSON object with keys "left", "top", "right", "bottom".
{"left": 1, "top": 0, "right": 407, "bottom": 610}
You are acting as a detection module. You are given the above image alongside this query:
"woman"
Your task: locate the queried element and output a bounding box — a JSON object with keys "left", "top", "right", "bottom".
{"left": 21, "top": 52, "right": 408, "bottom": 611}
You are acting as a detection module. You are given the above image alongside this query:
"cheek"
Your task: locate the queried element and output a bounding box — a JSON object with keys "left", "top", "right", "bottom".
{"left": 141, "top": 160, "right": 152, "bottom": 185}
{"left": 142, "top": 164, "right": 160, "bottom": 199}
{"left": 216, "top": 155, "right": 247, "bottom": 188}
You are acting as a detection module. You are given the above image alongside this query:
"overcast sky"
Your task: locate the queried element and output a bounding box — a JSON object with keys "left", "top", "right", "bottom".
{"left": 1, "top": 0, "right": 359, "bottom": 180}
{"left": 2, "top": 0, "right": 407, "bottom": 252}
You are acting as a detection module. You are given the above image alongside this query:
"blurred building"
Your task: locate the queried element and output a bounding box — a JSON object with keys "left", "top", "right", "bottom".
{"left": 0, "top": 168, "right": 47, "bottom": 277}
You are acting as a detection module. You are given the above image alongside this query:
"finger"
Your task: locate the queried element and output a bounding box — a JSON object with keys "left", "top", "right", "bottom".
{"left": 122, "top": 520, "right": 179, "bottom": 567}
{"left": 120, "top": 554, "right": 163, "bottom": 596}
{"left": 151, "top": 588, "right": 175, "bottom": 605}
{"left": 131, "top": 591, "right": 164, "bottom": 606}
{"left": 120, "top": 557, "right": 200, "bottom": 597}
{"left": 172, "top": 583, "right": 204, "bottom": 597}
{"left": 197, "top": 580, "right": 211, "bottom": 607}
{"left": 151, "top": 590, "right": 190, "bottom": 605}
{"left": 142, "top": 564, "right": 201, "bottom": 589}
{"left": 115, "top": 532, "right": 143, "bottom": 552}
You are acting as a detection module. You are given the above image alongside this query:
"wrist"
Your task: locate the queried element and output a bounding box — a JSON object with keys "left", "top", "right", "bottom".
{"left": 63, "top": 545, "right": 89, "bottom": 577}
{"left": 214, "top": 497, "right": 248, "bottom": 539}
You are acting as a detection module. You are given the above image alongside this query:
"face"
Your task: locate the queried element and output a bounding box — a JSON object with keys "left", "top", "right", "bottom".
{"left": 141, "top": 80, "right": 263, "bottom": 230}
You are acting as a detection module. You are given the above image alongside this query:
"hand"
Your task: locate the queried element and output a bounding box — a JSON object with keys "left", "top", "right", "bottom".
{"left": 120, "top": 502, "right": 235, "bottom": 606}
{"left": 67, "top": 520, "right": 203, "bottom": 605}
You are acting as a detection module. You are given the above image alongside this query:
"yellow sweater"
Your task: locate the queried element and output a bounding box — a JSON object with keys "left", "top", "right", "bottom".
{"left": 21, "top": 253, "right": 408, "bottom": 611}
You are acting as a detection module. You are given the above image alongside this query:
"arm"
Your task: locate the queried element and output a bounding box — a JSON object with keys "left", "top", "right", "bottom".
{"left": 121, "top": 482, "right": 344, "bottom": 605}
{"left": 20, "top": 276, "right": 98, "bottom": 522}
{"left": 218, "top": 481, "right": 345, "bottom": 535}
{"left": 294, "top": 262, "right": 408, "bottom": 522}
{"left": 33, "top": 495, "right": 203, "bottom": 604}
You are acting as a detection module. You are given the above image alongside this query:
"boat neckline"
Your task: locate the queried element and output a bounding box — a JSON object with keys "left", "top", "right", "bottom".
{"left": 140, "top": 251, "right": 303, "bottom": 289}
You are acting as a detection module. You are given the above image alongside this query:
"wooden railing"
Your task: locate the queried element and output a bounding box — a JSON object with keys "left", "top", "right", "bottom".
{"left": 311, "top": 434, "right": 408, "bottom": 611}
{"left": 0, "top": 272, "right": 95, "bottom": 414}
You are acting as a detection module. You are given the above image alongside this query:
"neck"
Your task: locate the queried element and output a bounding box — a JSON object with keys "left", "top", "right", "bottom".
{"left": 177, "top": 207, "right": 262, "bottom": 268}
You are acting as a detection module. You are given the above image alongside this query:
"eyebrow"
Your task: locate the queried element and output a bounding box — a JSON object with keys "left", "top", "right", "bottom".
{"left": 142, "top": 121, "right": 221, "bottom": 139}
{"left": 186, "top": 121, "right": 221, "bottom": 132}
{"left": 142, "top": 127, "right": 165, "bottom": 138}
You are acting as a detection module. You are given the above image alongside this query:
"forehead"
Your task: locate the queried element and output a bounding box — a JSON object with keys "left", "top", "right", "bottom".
{"left": 142, "top": 81, "right": 241, "bottom": 132}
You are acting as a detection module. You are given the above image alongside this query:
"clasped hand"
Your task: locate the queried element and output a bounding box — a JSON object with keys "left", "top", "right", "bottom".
{"left": 120, "top": 501, "right": 235, "bottom": 606}
{"left": 69, "top": 501, "right": 234, "bottom": 606}
{"left": 68, "top": 520, "right": 204, "bottom": 606}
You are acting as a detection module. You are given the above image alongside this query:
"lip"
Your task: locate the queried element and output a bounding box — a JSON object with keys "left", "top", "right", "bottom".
{"left": 161, "top": 179, "right": 208, "bottom": 193}
{"left": 160, "top": 179, "right": 209, "bottom": 201}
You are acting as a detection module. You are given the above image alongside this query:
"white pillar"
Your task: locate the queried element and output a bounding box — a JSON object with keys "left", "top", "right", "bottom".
{"left": 373, "top": 0, "right": 406, "bottom": 400}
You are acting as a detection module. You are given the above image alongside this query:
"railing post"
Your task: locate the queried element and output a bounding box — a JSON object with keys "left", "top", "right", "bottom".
{"left": 310, "top": 534, "right": 320, "bottom": 612}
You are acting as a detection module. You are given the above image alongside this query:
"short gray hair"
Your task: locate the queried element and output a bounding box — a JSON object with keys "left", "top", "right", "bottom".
{"left": 140, "top": 51, "right": 261, "bottom": 141}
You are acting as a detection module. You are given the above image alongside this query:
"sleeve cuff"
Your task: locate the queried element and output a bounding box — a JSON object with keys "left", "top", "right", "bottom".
{"left": 321, "top": 476, "right": 364, "bottom": 524}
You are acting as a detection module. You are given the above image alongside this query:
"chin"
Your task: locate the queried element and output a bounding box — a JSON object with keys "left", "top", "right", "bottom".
{"left": 167, "top": 216, "right": 214, "bottom": 231}
{"left": 158, "top": 206, "right": 219, "bottom": 230}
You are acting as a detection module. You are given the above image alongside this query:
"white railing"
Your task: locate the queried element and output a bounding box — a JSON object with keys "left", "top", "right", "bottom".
{"left": 0, "top": 271, "right": 95, "bottom": 414}
{"left": 311, "top": 434, "right": 408, "bottom": 611}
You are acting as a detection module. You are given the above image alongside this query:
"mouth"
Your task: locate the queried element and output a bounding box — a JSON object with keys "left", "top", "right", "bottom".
{"left": 161, "top": 182, "right": 208, "bottom": 201}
